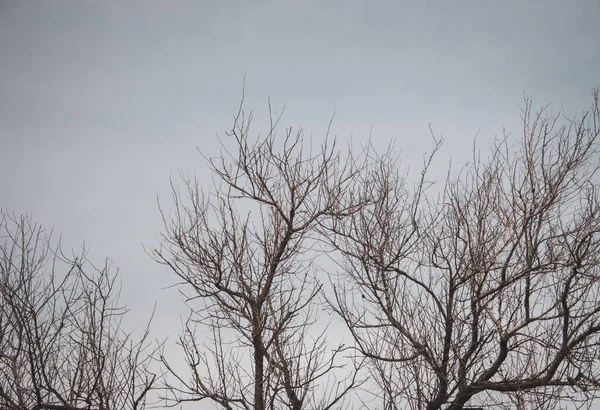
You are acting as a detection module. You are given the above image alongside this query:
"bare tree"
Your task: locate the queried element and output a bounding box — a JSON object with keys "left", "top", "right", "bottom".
{"left": 324, "top": 90, "right": 600, "bottom": 409}
{"left": 0, "top": 211, "right": 158, "bottom": 410}
{"left": 154, "top": 101, "right": 366, "bottom": 410}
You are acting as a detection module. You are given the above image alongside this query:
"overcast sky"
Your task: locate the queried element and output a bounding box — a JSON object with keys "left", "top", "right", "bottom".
{"left": 1, "top": 1, "right": 599, "bottom": 407}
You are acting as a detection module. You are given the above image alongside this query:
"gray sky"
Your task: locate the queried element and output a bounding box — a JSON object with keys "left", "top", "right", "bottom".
{"left": 1, "top": 0, "right": 599, "bottom": 407}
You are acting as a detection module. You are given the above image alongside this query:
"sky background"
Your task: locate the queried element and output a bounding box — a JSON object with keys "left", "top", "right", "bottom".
{"left": 1, "top": 1, "right": 599, "bottom": 408}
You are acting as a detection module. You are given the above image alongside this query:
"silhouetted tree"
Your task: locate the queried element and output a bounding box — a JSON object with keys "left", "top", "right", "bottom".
{"left": 0, "top": 211, "right": 158, "bottom": 410}
{"left": 323, "top": 90, "right": 600, "bottom": 409}
{"left": 154, "top": 100, "right": 366, "bottom": 410}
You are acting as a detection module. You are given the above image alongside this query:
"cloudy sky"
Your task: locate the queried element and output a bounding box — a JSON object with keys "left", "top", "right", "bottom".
{"left": 1, "top": 0, "right": 599, "bottom": 407}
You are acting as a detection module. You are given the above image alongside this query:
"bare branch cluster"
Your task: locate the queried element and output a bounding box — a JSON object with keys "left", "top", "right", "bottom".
{"left": 156, "top": 89, "right": 600, "bottom": 410}
{"left": 0, "top": 211, "right": 158, "bottom": 410}
{"left": 323, "top": 90, "right": 600, "bottom": 409}
{"left": 154, "top": 102, "right": 367, "bottom": 410}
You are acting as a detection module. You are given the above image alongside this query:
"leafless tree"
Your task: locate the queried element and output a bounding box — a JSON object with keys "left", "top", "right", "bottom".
{"left": 153, "top": 101, "right": 367, "bottom": 410}
{"left": 0, "top": 211, "right": 158, "bottom": 410}
{"left": 323, "top": 90, "right": 600, "bottom": 409}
